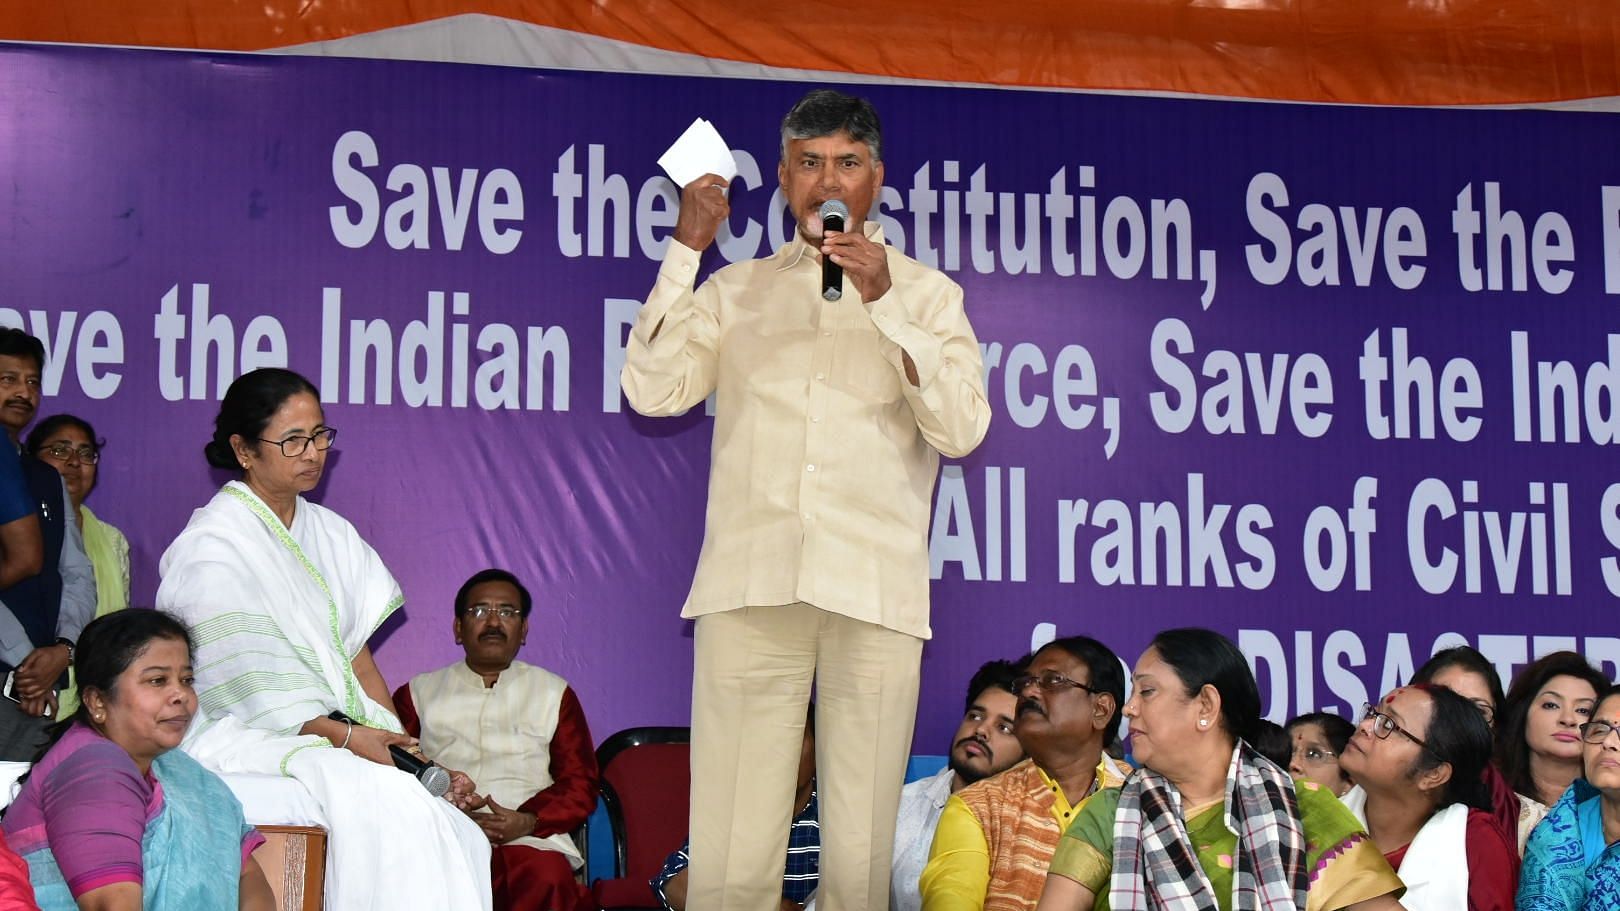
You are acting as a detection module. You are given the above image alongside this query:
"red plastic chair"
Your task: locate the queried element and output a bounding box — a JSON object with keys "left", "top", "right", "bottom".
{"left": 589, "top": 727, "right": 691, "bottom": 910}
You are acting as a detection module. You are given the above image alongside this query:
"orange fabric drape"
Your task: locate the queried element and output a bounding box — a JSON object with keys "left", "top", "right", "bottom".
{"left": 4, "top": 1, "right": 1619, "bottom": 106}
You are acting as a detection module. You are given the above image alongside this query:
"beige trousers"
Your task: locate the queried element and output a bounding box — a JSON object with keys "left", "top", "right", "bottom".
{"left": 687, "top": 603, "right": 923, "bottom": 911}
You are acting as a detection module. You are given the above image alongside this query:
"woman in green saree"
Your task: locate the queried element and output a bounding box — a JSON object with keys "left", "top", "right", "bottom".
{"left": 1035, "top": 628, "right": 1406, "bottom": 911}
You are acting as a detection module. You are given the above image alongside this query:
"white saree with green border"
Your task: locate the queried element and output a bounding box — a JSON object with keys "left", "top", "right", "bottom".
{"left": 158, "top": 481, "right": 491, "bottom": 911}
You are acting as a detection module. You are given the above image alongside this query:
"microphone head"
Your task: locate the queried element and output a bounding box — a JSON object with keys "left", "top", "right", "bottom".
{"left": 819, "top": 198, "right": 850, "bottom": 230}
{"left": 419, "top": 764, "right": 452, "bottom": 798}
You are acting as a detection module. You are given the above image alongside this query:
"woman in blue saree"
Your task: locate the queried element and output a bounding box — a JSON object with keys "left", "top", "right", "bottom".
{"left": 1519, "top": 684, "right": 1620, "bottom": 910}
{"left": 1, "top": 610, "right": 273, "bottom": 911}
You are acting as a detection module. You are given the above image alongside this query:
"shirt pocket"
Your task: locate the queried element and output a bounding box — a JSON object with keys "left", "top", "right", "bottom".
{"left": 513, "top": 713, "right": 559, "bottom": 744}
{"left": 830, "top": 325, "right": 902, "bottom": 404}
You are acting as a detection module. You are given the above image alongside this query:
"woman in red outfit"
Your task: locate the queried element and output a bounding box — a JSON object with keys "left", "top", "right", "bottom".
{"left": 1411, "top": 645, "right": 1524, "bottom": 851}
{"left": 0, "top": 829, "right": 38, "bottom": 911}
{"left": 1338, "top": 685, "right": 1517, "bottom": 911}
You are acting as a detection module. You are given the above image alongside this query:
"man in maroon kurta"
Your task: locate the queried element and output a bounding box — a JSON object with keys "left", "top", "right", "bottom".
{"left": 396, "top": 569, "right": 599, "bottom": 911}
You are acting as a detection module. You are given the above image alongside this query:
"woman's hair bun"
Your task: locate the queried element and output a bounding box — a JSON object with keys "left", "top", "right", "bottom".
{"left": 203, "top": 438, "right": 237, "bottom": 470}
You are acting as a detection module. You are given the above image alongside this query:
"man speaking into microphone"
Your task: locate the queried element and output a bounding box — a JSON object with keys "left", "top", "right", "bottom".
{"left": 622, "top": 89, "right": 991, "bottom": 910}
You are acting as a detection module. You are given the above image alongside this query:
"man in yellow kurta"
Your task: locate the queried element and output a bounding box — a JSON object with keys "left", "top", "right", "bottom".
{"left": 395, "top": 569, "right": 600, "bottom": 911}
{"left": 921, "top": 636, "right": 1129, "bottom": 911}
{"left": 622, "top": 89, "right": 991, "bottom": 911}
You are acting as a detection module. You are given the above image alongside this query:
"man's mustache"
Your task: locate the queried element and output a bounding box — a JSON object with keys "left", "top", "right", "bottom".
{"left": 477, "top": 629, "right": 507, "bottom": 641}
{"left": 955, "top": 734, "right": 992, "bottom": 762}
{"left": 1017, "top": 697, "right": 1046, "bottom": 719}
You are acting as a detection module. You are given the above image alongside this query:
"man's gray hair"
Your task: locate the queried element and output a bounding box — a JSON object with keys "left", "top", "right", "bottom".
{"left": 780, "top": 89, "right": 883, "bottom": 162}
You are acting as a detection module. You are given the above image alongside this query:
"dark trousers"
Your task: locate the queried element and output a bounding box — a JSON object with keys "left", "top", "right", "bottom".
{"left": 0, "top": 697, "right": 52, "bottom": 762}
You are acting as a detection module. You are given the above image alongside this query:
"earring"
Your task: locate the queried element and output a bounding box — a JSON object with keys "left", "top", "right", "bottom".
{"left": 1198, "top": 719, "right": 1209, "bottom": 728}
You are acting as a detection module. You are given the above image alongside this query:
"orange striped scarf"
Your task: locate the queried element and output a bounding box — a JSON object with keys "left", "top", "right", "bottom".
{"left": 957, "top": 757, "right": 1126, "bottom": 910}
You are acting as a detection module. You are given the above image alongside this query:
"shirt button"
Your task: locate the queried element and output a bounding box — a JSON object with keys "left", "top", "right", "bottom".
{"left": 823, "top": 331, "right": 833, "bottom": 337}
{"left": 811, "top": 416, "right": 821, "bottom": 423}
{"left": 806, "top": 464, "right": 816, "bottom": 472}
{"left": 815, "top": 372, "right": 825, "bottom": 381}
{"left": 802, "top": 513, "right": 811, "bottom": 521}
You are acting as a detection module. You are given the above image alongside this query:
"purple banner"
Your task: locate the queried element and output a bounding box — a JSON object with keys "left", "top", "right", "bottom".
{"left": 4, "top": 43, "right": 1620, "bottom": 749}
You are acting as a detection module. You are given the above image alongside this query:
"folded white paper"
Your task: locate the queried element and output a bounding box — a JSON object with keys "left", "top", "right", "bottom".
{"left": 658, "top": 117, "right": 739, "bottom": 189}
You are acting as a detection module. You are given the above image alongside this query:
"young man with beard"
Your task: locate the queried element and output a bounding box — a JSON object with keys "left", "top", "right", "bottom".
{"left": 919, "top": 637, "right": 1129, "bottom": 911}
{"left": 0, "top": 328, "right": 94, "bottom": 760}
{"left": 891, "top": 659, "right": 1027, "bottom": 911}
{"left": 395, "top": 568, "right": 600, "bottom": 911}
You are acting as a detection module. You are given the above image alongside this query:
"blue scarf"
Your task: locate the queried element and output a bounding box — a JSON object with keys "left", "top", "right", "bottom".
{"left": 1519, "top": 779, "right": 1620, "bottom": 911}
{"left": 23, "top": 747, "right": 250, "bottom": 910}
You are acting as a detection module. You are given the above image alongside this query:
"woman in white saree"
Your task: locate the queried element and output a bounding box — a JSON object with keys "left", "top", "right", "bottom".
{"left": 157, "top": 367, "right": 492, "bottom": 911}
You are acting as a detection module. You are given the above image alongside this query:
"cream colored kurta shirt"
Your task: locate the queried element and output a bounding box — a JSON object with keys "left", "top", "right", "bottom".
{"left": 621, "top": 226, "right": 990, "bottom": 638}
{"left": 410, "top": 660, "right": 582, "bottom": 868}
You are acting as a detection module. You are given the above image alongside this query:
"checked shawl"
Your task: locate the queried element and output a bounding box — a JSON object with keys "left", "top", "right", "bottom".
{"left": 1110, "top": 742, "right": 1307, "bottom": 911}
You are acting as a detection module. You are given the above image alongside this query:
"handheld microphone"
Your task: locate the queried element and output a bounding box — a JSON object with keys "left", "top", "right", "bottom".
{"left": 388, "top": 744, "right": 453, "bottom": 798}
{"left": 820, "top": 199, "right": 850, "bottom": 302}
{"left": 327, "top": 710, "right": 452, "bottom": 798}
